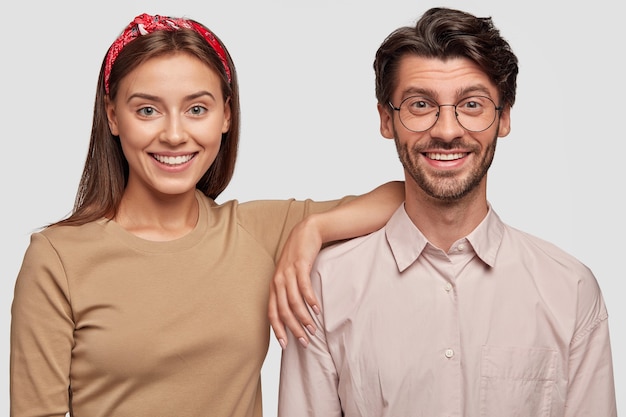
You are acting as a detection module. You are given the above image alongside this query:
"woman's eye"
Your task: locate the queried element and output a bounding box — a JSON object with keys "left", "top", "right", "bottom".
{"left": 137, "top": 106, "right": 156, "bottom": 117}
{"left": 188, "top": 105, "right": 207, "bottom": 116}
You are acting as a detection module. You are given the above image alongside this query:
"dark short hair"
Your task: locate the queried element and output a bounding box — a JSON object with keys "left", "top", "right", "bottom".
{"left": 374, "top": 7, "right": 518, "bottom": 108}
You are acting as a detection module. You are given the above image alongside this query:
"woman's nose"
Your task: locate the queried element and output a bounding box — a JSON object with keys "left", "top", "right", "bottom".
{"left": 159, "top": 115, "right": 187, "bottom": 145}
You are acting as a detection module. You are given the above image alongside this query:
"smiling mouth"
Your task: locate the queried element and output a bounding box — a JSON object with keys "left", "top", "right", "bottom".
{"left": 152, "top": 153, "right": 196, "bottom": 166}
{"left": 425, "top": 152, "right": 466, "bottom": 161}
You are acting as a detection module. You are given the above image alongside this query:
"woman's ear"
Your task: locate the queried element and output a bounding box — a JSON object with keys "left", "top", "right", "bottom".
{"left": 222, "top": 97, "right": 231, "bottom": 134}
{"left": 105, "top": 96, "right": 120, "bottom": 136}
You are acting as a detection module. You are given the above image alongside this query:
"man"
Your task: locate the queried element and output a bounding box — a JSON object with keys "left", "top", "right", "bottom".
{"left": 277, "top": 7, "right": 616, "bottom": 417}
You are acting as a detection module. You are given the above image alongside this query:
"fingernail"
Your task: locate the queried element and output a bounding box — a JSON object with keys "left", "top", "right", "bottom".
{"left": 298, "top": 337, "right": 309, "bottom": 348}
{"left": 278, "top": 338, "right": 287, "bottom": 350}
{"left": 312, "top": 305, "right": 321, "bottom": 315}
{"left": 306, "top": 325, "right": 316, "bottom": 335}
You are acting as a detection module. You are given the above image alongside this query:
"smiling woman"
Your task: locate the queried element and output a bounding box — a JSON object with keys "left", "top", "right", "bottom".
{"left": 106, "top": 53, "right": 229, "bottom": 239}
{"left": 8, "top": 13, "right": 404, "bottom": 417}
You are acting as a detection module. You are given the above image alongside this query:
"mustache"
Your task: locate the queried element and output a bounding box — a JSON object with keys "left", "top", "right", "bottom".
{"left": 413, "top": 138, "right": 470, "bottom": 151}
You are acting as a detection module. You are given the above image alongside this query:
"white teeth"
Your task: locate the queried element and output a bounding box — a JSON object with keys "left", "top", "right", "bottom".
{"left": 153, "top": 154, "right": 194, "bottom": 165}
{"left": 426, "top": 152, "right": 465, "bottom": 161}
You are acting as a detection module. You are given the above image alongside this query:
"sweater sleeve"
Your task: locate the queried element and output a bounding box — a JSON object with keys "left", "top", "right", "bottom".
{"left": 237, "top": 197, "right": 356, "bottom": 264}
{"left": 11, "top": 232, "right": 74, "bottom": 417}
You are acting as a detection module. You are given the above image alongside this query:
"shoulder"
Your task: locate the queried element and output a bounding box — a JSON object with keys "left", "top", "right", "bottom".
{"left": 226, "top": 199, "right": 297, "bottom": 231}
{"left": 18, "top": 222, "right": 107, "bottom": 288}
{"left": 235, "top": 198, "right": 350, "bottom": 231}
{"left": 236, "top": 199, "right": 297, "bottom": 216}
{"left": 315, "top": 228, "right": 387, "bottom": 272}
{"left": 235, "top": 196, "right": 355, "bottom": 222}
{"left": 499, "top": 224, "right": 604, "bottom": 323}
{"left": 502, "top": 224, "right": 592, "bottom": 276}
{"left": 200, "top": 196, "right": 290, "bottom": 226}
{"left": 20, "top": 221, "right": 118, "bottom": 272}
{"left": 38, "top": 220, "right": 108, "bottom": 247}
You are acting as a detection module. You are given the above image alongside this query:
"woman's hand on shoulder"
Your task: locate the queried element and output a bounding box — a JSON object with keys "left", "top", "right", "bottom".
{"left": 268, "top": 215, "right": 321, "bottom": 349}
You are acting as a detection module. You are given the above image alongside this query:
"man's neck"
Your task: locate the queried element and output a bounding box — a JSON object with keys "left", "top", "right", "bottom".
{"left": 404, "top": 186, "right": 489, "bottom": 252}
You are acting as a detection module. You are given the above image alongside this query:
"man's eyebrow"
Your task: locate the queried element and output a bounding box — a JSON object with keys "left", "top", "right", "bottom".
{"left": 398, "top": 85, "right": 495, "bottom": 101}
{"left": 399, "top": 86, "right": 436, "bottom": 98}
{"left": 456, "top": 85, "right": 493, "bottom": 98}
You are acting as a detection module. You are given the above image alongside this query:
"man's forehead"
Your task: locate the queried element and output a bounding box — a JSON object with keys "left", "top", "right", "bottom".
{"left": 394, "top": 55, "right": 497, "bottom": 100}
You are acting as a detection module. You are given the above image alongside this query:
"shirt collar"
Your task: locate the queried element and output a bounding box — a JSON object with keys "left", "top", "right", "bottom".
{"left": 385, "top": 203, "right": 505, "bottom": 272}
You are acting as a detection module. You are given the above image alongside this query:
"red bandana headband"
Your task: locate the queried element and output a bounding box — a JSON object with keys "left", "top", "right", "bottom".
{"left": 104, "top": 13, "right": 231, "bottom": 94}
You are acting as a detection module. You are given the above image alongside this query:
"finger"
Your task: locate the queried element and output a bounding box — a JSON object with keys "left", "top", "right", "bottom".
{"left": 294, "top": 259, "right": 321, "bottom": 315}
{"left": 278, "top": 278, "right": 311, "bottom": 347}
{"left": 275, "top": 274, "right": 311, "bottom": 348}
{"left": 268, "top": 283, "right": 288, "bottom": 350}
{"left": 285, "top": 272, "right": 317, "bottom": 336}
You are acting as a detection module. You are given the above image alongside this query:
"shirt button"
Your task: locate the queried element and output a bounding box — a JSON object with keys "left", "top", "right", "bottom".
{"left": 445, "top": 349, "right": 455, "bottom": 358}
{"left": 457, "top": 243, "right": 466, "bottom": 251}
{"left": 444, "top": 283, "right": 453, "bottom": 292}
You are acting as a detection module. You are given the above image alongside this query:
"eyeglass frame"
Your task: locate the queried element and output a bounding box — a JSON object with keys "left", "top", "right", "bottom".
{"left": 388, "top": 95, "right": 504, "bottom": 133}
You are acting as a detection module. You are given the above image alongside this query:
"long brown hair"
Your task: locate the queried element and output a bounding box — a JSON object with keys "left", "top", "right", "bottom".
{"left": 55, "top": 21, "right": 240, "bottom": 227}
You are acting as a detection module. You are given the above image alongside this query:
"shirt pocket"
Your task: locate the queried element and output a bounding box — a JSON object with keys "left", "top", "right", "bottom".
{"left": 480, "top": 345, "right": 556, "bottom": 417}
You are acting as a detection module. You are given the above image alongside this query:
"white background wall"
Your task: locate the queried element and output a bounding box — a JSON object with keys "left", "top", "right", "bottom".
{"left": 2, "top": 1, "right": 623, "bottom": 415}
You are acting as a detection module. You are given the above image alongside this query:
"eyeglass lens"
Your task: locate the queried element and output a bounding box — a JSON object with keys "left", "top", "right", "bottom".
{"left": 397, "top": 96, "right": 498, "bottom": 132}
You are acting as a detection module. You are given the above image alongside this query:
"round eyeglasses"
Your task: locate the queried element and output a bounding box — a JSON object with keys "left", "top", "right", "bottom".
{"left": 388, "top": 95, "right": 503, "bottom": 133}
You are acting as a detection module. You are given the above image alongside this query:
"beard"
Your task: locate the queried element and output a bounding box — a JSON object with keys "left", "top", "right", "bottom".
{"left": 395, "top": 128, "right": 498, "bottom": 202}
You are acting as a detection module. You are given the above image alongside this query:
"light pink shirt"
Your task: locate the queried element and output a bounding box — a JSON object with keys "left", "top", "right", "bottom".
{"left": 278, "top": 204, "right": 616, "bottom": 417}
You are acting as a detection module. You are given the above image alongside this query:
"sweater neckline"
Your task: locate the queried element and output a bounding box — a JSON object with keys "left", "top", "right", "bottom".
{"left": 99, "top": 191, "right": 209, "bottom": 253}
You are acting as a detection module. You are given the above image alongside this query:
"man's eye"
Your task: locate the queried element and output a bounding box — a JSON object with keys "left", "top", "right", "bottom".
{"left": 459, "top": 96, "right": 489, "bottom": 111}
{"left": 405, "top": 97, "right": 435, "bottom": 113}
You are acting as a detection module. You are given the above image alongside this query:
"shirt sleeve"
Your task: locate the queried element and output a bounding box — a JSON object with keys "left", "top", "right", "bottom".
{"left": 277, "top": 266, "right": 343, "bottom": 417}
{"left": 564, "top": 274, "right": 617, "bottom": 417}
{"left": 11, "top": 232, "right": 73, "bottom": 417}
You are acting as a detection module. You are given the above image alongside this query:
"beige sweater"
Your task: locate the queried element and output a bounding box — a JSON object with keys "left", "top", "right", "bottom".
{"left": 11, "top": 191, "right": 345, "bottom": 417}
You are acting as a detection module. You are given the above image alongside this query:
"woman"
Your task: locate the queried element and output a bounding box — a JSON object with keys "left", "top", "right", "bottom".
{"left": 10, "top": 13, "right": 402, "bottom": 417}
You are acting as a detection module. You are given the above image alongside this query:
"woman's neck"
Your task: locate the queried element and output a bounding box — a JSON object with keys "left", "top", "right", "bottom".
{"left": 113, "top": 189, "right": 200, "bottom": 241}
